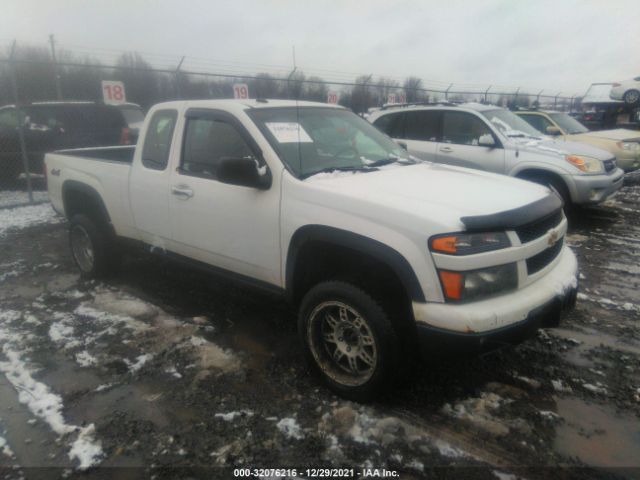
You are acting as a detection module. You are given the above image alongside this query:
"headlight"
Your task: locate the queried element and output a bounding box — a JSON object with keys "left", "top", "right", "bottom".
{"left": 616, "top": 141, "right": 640, "bottom": 151}
{"left": 565, "top": 155, "right": 604, "bottom": 174}
{"left": 438, "top": 263, "right": 518, "bottom": 302}
{"left": 429, "top": 232, "right": 510, "bottom": 255}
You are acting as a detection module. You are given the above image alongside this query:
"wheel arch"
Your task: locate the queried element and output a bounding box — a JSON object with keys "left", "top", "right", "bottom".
{"left": 62, "top": 180, "right": 113, "bottom": 232}
{"left": 285, "top": 225, "right": 425, "bottom": 307}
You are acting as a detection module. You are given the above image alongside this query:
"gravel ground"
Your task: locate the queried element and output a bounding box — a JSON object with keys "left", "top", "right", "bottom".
{"left": 0, "top": 181, "right": 639, "bottom": 480}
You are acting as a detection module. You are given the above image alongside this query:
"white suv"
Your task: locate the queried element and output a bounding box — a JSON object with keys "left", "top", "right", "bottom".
{"left": 369, "top": 103, "right": 624, "bottom": 207}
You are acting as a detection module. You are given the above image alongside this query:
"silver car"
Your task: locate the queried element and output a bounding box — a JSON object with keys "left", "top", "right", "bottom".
{"left": 368, "top": 103, "right": 624, "bottom": 207}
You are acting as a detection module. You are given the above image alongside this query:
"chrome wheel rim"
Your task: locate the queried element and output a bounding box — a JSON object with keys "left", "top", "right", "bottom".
{"left": 625, "top": 91, "right": 639, "bottom": 103}
{"left": 70, "top": 225, "right": 94, "bottom": 273}
{"left": 307, "top": 301, "right": 378, "bottom": 386}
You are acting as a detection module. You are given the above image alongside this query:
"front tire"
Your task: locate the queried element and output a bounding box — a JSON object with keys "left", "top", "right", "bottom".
{"left": 623, "top": 89, "right": 640, "bottom": 106}
{"left": 298, "top": 281, "right": 400, "bottom": 401}
{"left": 69, "top": 214, "right": 117, "bottom": 278}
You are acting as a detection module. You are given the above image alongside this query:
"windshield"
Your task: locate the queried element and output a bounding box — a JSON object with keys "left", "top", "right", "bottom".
{"left": 248, "top": 107, "right": 414, "bottom": 178}
{"left": 548, "top": 113, "right": 589, "bottom": 134}
{"left": 482, "top": 108, "right": 543, "bottom": 138}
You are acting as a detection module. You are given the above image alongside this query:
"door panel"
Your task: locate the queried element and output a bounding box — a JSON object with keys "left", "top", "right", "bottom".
{"left": 437, "top": 112, "right": 505, "bottom": 173}
{"left": 168, "top": 113, "right": 281, "bottom": 285}
{"left": 402, "top": 110, "right": 441, "bottom": 162}
{"left": 129, "top": 109, "right": 178, "bottom": 243}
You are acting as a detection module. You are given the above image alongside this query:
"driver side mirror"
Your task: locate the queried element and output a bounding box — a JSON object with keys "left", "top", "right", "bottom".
{"left": 478, "top": 134, "right": 496, "bottom": 148}
{"left": 546, "top": 126, "right": 561, "bottom": 136}
{"left": 217, "top": 156, "right": 271, "bottom": 190}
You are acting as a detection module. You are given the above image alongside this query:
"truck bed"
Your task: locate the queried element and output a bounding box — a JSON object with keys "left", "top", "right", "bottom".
{"left": 55, "top": 145, "right": 136, "bottom": 163}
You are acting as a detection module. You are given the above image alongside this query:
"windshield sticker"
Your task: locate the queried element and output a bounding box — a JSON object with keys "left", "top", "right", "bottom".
{"left": 266, "top": 122, "right": 313, "bottom": 143}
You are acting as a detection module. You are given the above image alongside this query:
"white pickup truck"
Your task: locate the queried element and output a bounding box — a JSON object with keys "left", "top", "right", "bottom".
{"left": 46, "top": 99, "right": 578, "bottom": 400}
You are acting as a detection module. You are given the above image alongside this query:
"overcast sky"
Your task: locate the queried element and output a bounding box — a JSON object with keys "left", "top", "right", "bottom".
{"left": 2, "top": 0, "right": 638, "bottom": 95}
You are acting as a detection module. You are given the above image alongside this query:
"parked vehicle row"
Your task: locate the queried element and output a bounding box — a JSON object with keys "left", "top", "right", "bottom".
{"left": 369, "top": 103, "right": 625, "bottom": 209}
{"left": 0, "top": 101, "right": 144, "bottom": 181}
{"left": 46, "top": 99, "right": 579, "bottom": 400}
{"left": 515, "top": 109, "right": 640, "bottom": 172}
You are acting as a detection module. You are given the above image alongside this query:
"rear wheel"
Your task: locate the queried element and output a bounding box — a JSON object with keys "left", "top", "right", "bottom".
{"left": 69, "top": 214, "right": 119, "bottom": 278}
{"left": 298, "top": 281, "right": 400, "bottom": 401}
{"left": 623, "top": 89, "right": 640, "bottom": 106}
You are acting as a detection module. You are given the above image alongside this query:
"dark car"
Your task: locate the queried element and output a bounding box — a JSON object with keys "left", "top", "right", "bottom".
{"left": 0, "top": 101, "right": 132, "bottom": 181}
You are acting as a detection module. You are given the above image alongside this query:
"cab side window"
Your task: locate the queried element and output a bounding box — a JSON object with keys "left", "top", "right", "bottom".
{"left": 141, "top": 110, "right": 177, "bottom": 170}
{"left": 519, "top": 114, "right": 552, "bottom": 134}
{"left": 373, "top": 113, "right": 404, "bottom": 138}
{"left": 442, "top": 112, "right": 493, "bottom": 146}
{"left": 181, "top": 117, "right": 254, "bottom": 179}
{"left": 404, "top": 111, "right": 440, "bottom": 142}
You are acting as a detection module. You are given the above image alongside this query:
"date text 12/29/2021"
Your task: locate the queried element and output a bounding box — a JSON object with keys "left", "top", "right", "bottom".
{"left": 233, "top": 468, "right": 400, "bottom": 478}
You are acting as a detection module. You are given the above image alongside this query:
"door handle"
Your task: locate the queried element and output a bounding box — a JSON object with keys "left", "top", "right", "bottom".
{"left": 171, "top": 185, "right": 194, "bottom": 199}
{"left": 439, "top": 146, "right": 453, "bottom": 153}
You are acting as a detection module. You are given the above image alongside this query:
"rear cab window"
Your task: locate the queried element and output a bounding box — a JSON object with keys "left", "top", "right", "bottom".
{"left": 141, "top": 109, "right": 178, "bottom": 170}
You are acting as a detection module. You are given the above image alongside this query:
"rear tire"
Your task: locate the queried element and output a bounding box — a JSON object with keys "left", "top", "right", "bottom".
{"left": 69, "top": 214, "right": 119, "bottom": 278}
{"left": 298, "top": 281, "right": 400, "bottom": 402}
{"left": 623, "top": 89, "right": 640, "bottom": 106}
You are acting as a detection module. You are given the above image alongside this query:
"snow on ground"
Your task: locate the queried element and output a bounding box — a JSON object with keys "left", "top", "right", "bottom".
{"left": 0, "top": 309, "right": 103, "bottom": 469}
{"left": 214, "top": 410, "right": 254, "bottom": 421}
{"left": 0, "top": 427, "right": 15, "bottom": 458}
{"left": 0, "top": 260, "right": 25, "bottom": 283}
{"left": 0, "top": 202, "right": 59, "bottom": 238}
{"left": 0, "top": 190, "right": 49, "bottom": 208}
{"left": 276, "top": 417, "right": 304, "bottom": 440}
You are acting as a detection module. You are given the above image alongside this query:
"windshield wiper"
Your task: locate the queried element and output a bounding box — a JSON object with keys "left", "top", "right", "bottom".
{"left": 365, "top": 156, "right": 417, "bottom": 168}
{"left": 301, "top": 165, "right": 377, "bottom": 179}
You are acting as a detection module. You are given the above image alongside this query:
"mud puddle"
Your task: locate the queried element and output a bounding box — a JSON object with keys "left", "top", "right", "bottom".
{"left": 555, "top": 397, "right": 640, "bottom": 471}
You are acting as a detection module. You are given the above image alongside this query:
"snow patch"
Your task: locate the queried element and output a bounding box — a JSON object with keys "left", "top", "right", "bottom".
{"left": 125, "top": 354, "right": 153, "bottom": 373}
{"left": 0, "top": 314, "right": 103, "bottom": 469}
{"left": 276, "top": 417, "right": 304, "bottom": 440}
{"left": 0, "top": 190, "right": 49, "bottom": 208}
{"left": 0, "top": 433, "right": 14, "bottom": 458}
{"left": 214, "top": 410, "right": 254, "bottom": 421}
{"left": 75, "top": 350, "right": 98, "bottom": 367}
{"left": 0, "top": 203, "right": 59, "bottom": 238}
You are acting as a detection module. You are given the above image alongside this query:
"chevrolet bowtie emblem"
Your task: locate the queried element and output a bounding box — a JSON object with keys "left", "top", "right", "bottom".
{"left": 548, "top": 230, "right": 559, "bottom": 246}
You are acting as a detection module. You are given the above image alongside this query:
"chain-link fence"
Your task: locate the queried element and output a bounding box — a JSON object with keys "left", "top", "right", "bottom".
{"left": 0, "top": 48, "right": 582, "bottom": 208}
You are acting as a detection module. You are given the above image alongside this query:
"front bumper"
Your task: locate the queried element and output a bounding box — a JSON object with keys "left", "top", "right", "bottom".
{"left": 567, "top": 168, "right": 625, "bottom": 204}
{"left": 616, "top": 152, "right": 640, "bottom": 172}
{"left": 412, "top": 247, "right": 578, "bottom": 354}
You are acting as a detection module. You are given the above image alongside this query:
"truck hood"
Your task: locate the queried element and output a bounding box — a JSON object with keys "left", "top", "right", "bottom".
{"left": 511, "top": 136, "right": 614, "bottom": 160}
{"left": 569, "top": 129, "right": 640, "bottom": 142}
{"left": 303, "top": 162, "right": 553, "bottom": 231}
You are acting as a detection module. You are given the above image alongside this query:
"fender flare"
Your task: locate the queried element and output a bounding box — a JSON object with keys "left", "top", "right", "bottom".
{"left": 286, "top": 224, "right": 425, "bottom": 302}
{"left": 61, "top": 180, "right": 112, "bottom": 224}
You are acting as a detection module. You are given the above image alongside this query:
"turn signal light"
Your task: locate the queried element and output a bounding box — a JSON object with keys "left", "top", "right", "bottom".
{"left": 438, "top": 271, "right": 463, "bottom": 301}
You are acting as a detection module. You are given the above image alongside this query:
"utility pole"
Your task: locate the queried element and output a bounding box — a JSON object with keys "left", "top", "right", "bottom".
{"left": 49, "top": 34, "right": 63, "bottom": 100}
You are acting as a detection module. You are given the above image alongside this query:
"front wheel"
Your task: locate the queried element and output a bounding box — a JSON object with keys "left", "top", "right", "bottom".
{"left": 623, "top": 89, "right": 640, "bottom": 106}
{"left": 298, "top": 281, "right": 400, "bottom": 401}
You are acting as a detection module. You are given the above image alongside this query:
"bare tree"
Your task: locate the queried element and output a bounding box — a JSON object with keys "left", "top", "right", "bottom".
{"left": 305, "top": 76, "right": 329, "bottom": 102}
{"left": 403, "top": 76, "right": 424, "bottom": 103}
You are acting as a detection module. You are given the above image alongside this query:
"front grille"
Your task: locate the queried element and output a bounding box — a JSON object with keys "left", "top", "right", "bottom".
{"left": 515, "top": 209, "right": 563, "bottom": 244}
{"left": 526, "top": 238, "right": 563, "bottom": 275}
{"left": 603, "top": 158, "right": 616, "bottom": 173}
